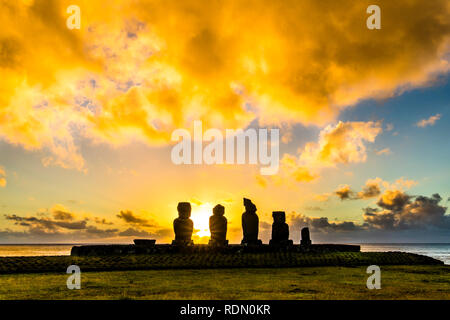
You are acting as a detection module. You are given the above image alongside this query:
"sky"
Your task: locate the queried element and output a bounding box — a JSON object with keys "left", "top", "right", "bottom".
{"left": 0, "top": 0, "right": 449, "bottom": 244}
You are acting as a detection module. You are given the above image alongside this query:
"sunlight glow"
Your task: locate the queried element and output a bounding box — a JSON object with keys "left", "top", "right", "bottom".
{"left": 191, "top": 203, "right": 213, "bottom": 238}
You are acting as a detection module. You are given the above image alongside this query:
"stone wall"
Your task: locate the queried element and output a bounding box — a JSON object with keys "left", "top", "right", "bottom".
{"left": 71, "top": 243, "right": 360, "bottom": 256}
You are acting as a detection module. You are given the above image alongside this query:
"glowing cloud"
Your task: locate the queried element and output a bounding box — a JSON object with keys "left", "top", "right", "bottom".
{"left": 0, "top": 0, "right": 449, "bottom": 170}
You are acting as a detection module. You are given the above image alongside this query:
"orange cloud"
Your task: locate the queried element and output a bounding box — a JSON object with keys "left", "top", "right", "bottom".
{"left": 0, "top": 0, "right": 449, "bottom": 171}
{"left": 330, "top": 177, "right": 418, "bottom": 201}
{"left": 300, "top": 121, "right": 382, "bottom": 167}
{"left": 267, "top": 121, "right": 382, "bottom": 186}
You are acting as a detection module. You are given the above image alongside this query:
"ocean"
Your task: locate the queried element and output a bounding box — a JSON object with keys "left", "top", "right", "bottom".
{"left": 359, "top": 243, "right": 450, "bottom": 265}
{"left": 0, "top": 243, "right": 448, "bottom": 264}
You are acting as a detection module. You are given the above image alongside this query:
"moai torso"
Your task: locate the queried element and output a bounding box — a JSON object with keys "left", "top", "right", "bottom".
{"left": 210, "top": 215, "right": 227, "bottom": 241}
{"left": 173, "top": 202, "right": 193, "bottom": 241}
{"left": 173, "top": 217, "right": 193, "bottom": 240}
{"left": 271, "top": 211, "right": 289, "bottom": 243}
{"left": 209, "top": 204, "right": 227, "bottom": 241}
{"left": 242, "top": 198, "right": 259, "bottom": 242}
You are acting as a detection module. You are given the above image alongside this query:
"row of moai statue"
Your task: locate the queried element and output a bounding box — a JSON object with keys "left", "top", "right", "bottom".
{"left": 172, "top": 198, "right": 312, "bottom": 246}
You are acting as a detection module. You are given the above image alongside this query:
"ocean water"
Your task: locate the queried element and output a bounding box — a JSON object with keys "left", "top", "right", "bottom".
{"left": 0, "top": 244, "right": 76, "bottom": 257}
{"left": 0, "top": 243, "right": 449, "bottom": 265}
{"left": 360, "top": 243, "right": 450, "bottom": 265}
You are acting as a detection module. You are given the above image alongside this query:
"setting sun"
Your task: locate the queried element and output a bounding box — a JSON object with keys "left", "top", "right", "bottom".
{"left": 191, "top": 203, "right": 213, "bottom": 238}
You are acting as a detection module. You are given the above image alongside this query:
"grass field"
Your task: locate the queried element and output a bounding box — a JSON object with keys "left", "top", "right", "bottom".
{"left": 0, "top": 252, "right": 447, "bottom": 299}
{"left": 0, "top": 252, "right": 442, "bottom": 274}
{"left": 0, "top": 265, "right": 448, "bottom": 299}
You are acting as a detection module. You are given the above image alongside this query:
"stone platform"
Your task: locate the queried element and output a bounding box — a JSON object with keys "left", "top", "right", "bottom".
{"left": 70, "top": 243, "right": 360, "bottom": 256}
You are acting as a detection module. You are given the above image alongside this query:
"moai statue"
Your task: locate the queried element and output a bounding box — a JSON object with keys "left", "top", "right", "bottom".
{"left": 172, "top": 202, "right": 194, "bottom": 246}
{"left": 300, "top": 227, "right": 312, "bottom": 246}
{"left": 241, "top": 198, "right": 262, "bottom": 245}
{"left": 269, "top": 211, "right": 293, "bottom": 246}
{"left": 209, "top": 204, "right": 228, "bottom": 246}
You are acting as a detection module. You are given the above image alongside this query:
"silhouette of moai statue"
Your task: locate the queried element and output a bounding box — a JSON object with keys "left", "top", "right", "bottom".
{"left": 269, "top": 211, "right": 292, "bottom": 246}
{"left": 301, "top": 227, "right": 312, "bottom": 245}
{"left": 241, "top": 198, "right": 262, "bottom": 245}
{"left": 172, "top": 202, "right": 194, "bottom": 245}
{"left": 209, "top": 204, "right": 228, "bottom": 246}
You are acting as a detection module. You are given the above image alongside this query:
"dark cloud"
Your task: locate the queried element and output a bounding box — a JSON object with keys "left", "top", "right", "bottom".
{"left": 357, "top": 182, "right": 381, "bottom": 199}
{"left": 93, "top": 217, "right": 114, "bottom": 225}
{"left": 52, "top": 209, "right": 75, "bottom": 221}
{"left": 1, "top": 209, "right": 172, "bottom": 243}
{"left": 289, "top": 213, "right": 363, "bottom": 234}
{"left": 335, "top": 180, "right": 382, "bottom": 201}
{"left": 4, "top": 214, "right": 86, "bottom": 230}
{"left": 282, "top": 191, "right": 449, "bottom": 243}
{"left": 335, "top": 185, "right": 358, "bottom": 200}
{"left": 116, "top": 210, "right": 155, "bottom": 227}
{"left": 376, "top": 190, "right": 412, "bottom": 212}
{"left": 364, "top": 192, "right": 449, "bottom": 230}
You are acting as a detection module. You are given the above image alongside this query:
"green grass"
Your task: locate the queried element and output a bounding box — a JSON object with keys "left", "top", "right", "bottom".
{"left": 0, "top": 252, "right": 442, "bottom": 274}
{"left": 0, "top": 265, "right": 448, "bottom": 299}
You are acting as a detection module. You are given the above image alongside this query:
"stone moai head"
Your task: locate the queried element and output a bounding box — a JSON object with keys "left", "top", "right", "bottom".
{"left": 243, "top": 198, "right": 257, "bottom": 213}
{"left": 213, "top": 204, "right": 225, "bottom": 216}
{"left": 272, "top": 211, "right": 286, "bottom": 224}
{"left": 177, "top": 202, "right": 191, "bottom": 219}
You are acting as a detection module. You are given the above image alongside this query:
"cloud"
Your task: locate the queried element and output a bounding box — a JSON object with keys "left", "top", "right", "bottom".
{"left": 331, "top": 177, "right": 417, "bottom": 201}
{"left": 334, "top": 179, "right": 381, "bottom": 201}
{"left": 300, "top": 121, "right": 382, "bottom": 167}
{"left": 93, "top": 217, "right": 114, "bottom": 225}
{"left": 357, "top": 178, "right": 383, "bottom": 199}
{"left": 266, "top": 121, "right": 383, "bottom": 186}
{"left": 0, "top": 207, "right": 171, "bottom": 242}
{"left": 51, "top": 204, "right": 75, "bottom": 221}
{"left": 289, "top": 213, "right": 363, "bottom": 233}
{"left": 4, "top": 214, "right": 87, "bottom": 230}
{"left": 377, "top": 189, "right": 412, "bottom": 212}
{"left": 335, "top": 184, "right": 357, "bottom": 200}
{"left": 0, "top": 1, "right": 449, "bottom": 170}
{"left": 280, "top": 154, "right": 319, "bottom": 182}
{"left": 282, "top": 190, "right": 449, "bottom": 242}
{"left": 376, "top": 148, "right": 391, "bottom": 156}
{"left": 363, "top": 191, "right": 449, "bottom": 230}
{"left": 392, "top": 178, "right": 419, "bottom": 190}
{"left": 417, "top": 114, "right": 442, "bottom": 127}
{"left": 116, "top": 210, "right": 155, "bottom": 227}
{"left": 0, "top": 167, "right": 5, "bottom": 187}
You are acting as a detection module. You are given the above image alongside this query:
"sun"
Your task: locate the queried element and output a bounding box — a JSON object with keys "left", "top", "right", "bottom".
{"left": 191, "top": 203, "right": 213, "bottom": 238}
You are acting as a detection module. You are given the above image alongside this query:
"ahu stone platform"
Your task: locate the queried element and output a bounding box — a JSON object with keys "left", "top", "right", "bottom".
{"left": 71, "top": 242, "right": 360, "bottom": 256}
